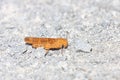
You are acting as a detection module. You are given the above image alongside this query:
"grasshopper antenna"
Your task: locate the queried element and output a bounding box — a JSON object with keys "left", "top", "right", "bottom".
{"left": 65, "top": 31, "right": 69, "bottom": 39}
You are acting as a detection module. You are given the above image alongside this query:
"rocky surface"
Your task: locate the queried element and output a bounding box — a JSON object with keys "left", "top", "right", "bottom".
{"left": 0, "top": 0, "right": 120, "bottom": 80}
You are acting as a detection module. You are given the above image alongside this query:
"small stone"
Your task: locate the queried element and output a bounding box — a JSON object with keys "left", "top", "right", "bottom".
{"left": 74, "top": 39, "right": 92, "bottom": 53}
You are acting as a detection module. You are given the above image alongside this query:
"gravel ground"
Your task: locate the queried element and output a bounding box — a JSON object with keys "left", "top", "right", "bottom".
{"left": 0, "top": 0, "right": 120, "bottom": 80}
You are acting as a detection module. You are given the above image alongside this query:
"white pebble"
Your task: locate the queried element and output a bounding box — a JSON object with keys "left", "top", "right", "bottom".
{"left": 74, "top": 39, "right": 92, "bottom": 53}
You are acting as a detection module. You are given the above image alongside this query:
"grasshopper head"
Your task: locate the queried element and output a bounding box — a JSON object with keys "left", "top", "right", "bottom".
{"left": 59, "top": 38, "right": 68, "bottom": 48}
{"left": 63, "top": 39, "right": 68, "bottom": 48}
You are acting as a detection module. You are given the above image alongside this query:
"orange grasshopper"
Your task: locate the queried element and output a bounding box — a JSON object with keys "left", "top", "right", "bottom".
{"left": 24, "top": 37, "right": 68, "bottom": 56}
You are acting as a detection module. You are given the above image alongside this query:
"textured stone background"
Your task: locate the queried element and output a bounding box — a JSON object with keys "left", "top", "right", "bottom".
{"left": 0, "top": 0, "right": 120, "bottom": 80}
